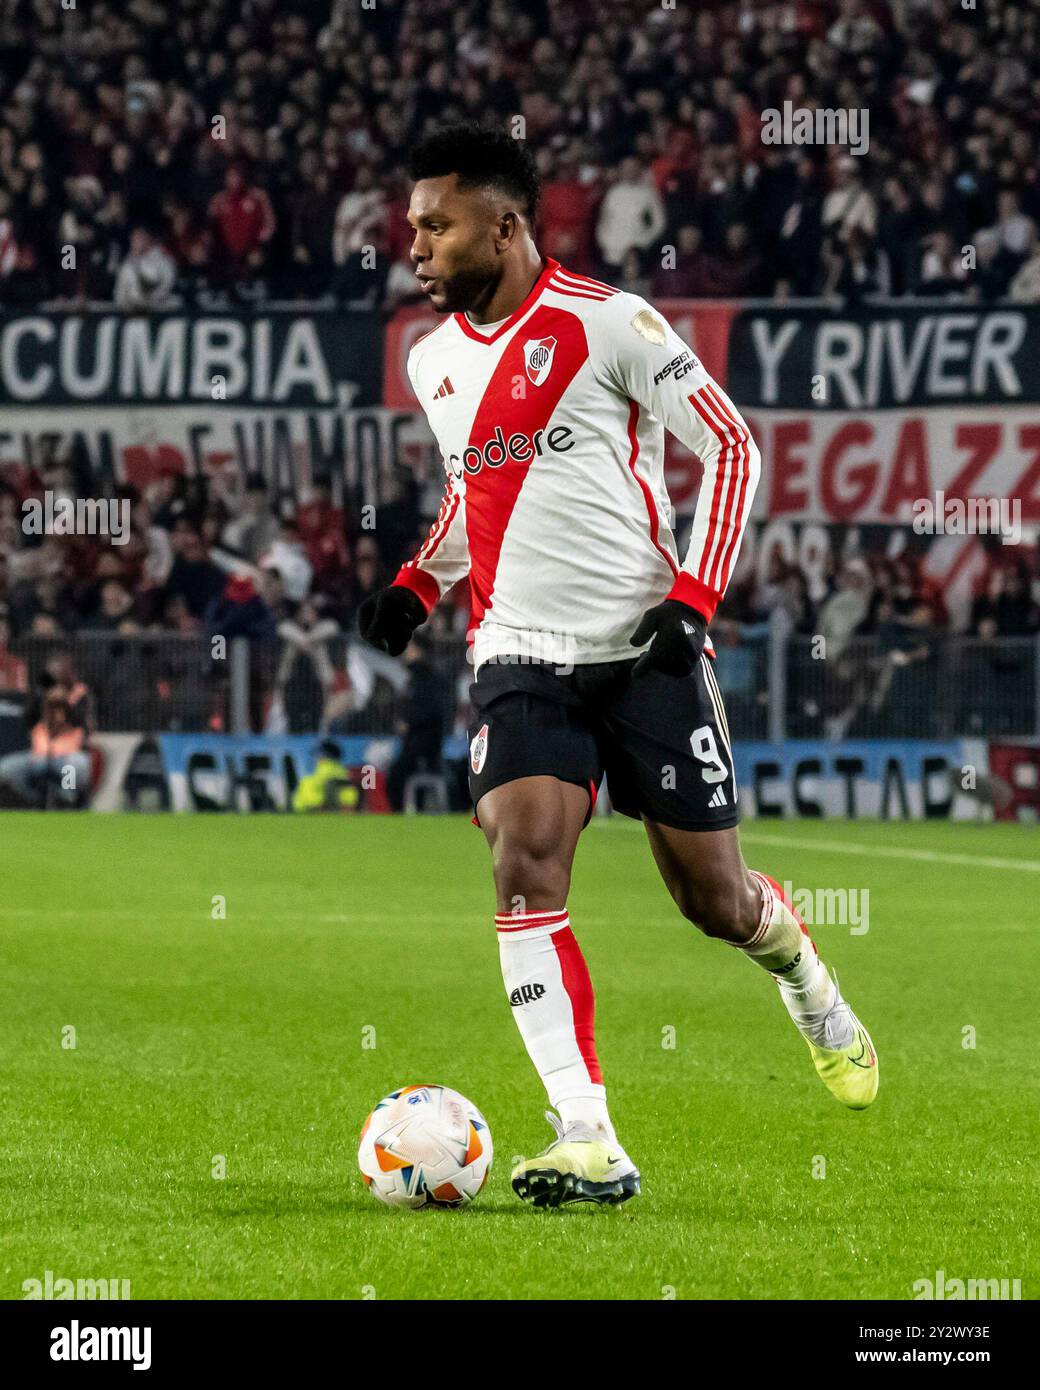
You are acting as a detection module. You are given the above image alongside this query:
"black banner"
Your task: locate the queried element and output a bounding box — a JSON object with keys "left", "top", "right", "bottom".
{"left": 0, "top": 309, "right": 383, "bottom": 409}
{"left": 728, "top": 304, "right": 1040, "bottom": 411}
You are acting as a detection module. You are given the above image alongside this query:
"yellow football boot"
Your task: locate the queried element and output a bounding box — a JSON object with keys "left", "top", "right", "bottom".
{"left": 804, "top": 997, "right": 879, "bottom": 1110}
{"left": 511, "top": 1113, "right": 641, "bottom": 1208}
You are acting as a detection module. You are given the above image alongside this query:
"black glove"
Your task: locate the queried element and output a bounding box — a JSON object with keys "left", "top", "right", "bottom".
{"left": 357, "top": 585, "right": 427, "bottom": 657}
{"left": 629, "top": 599, "right": 708, "bottom": 678}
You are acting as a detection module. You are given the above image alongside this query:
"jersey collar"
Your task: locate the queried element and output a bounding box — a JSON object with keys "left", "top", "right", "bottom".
{"left": 454, "top": 256, "right": 560, "bottom": 344}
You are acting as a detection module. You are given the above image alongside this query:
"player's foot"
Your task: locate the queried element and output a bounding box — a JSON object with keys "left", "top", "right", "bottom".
{"left": 510, "top": 1112, "right": 641, "bottom": 1209}
{"left": 799, "top": 982, "right": 879, "bottom": 1110}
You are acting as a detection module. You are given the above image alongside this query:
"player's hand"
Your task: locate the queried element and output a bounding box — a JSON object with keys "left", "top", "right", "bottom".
{"left": 629, "top": 599, "right": 708, "bottom": 678}
{"left": 357, "top": 585, "right": 427, "bottom": 657}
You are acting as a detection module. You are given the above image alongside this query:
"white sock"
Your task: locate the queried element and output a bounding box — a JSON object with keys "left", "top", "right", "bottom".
{"left": 495, "top": 907, "right": 619, "bottom": 1146}
{"left": 737, "top": 873, "right": 849, "bottom": 1045}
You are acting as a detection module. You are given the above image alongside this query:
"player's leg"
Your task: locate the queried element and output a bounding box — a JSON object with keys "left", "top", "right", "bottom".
{"left": 643, "top": 820, "right": 878, "bottom": 1108}
{"left": 478, "top": 772, "right": 586, "bottom": 912}
{"left": 478, "top": 774, "right": 607, "bottom": 1133}
{"left": 603, "top": 659, "right": 878, "bottom": 1109}
{"left": 466, "top": 665, "right": 643, "bottom": 1206}
{"left": 476, "top": 774, "right": 639, "bottom": 1205}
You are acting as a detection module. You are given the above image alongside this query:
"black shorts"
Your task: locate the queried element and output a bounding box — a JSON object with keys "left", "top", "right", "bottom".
{"left": 467, "top": 655, "right": 739, "bottom": 833}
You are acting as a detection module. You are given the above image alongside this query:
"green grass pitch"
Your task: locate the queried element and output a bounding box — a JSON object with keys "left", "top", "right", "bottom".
{"left": 2, "top": 811, "right": 1036, "bottom": 1300}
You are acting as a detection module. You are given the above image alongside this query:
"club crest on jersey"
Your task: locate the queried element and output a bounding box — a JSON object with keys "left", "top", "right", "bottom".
{"left": 470, "top": 722, "right": 490, "bottom": 774}
{"left": 523, "top": 336, "right": 557, "bottom": 386}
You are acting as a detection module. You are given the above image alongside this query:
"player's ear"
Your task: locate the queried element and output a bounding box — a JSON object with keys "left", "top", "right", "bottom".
{"left": 497, "top": 209, "right": 520, "bottom": 250}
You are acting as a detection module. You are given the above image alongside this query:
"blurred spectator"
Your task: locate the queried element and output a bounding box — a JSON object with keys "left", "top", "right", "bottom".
{"left": 652, "top": 225, "right": 711, "bottom": 298}
{"left": 0, "top": 688, "right": 90, "bottom": 807}
{"left": 207, "top": 164, "right": 275, "bottom": 294}
{"left": 163, "top": 522, "right": 226, "bottom": 619}
{"left": 970, "top": 565, "right": 1040, "bottom": 639}
{"left": 917, "top": 230, "right": 970, "bottom": 297}
{"left": 113, "top": 227, "right": 178, "bottom": 309}
{"left": 333, "top": 164, "right": 387, "bottom": 302}
{"left": 221, "top": 475, "right": 281, "bottom": 563}
{"left": 37, "top": 649, "right": 94, "bottom": 733}
{"left": 259, "top": 519, "right": 313, "bottom": 603}
{"left": 296, "top": 480, "right": 349, "bottom": 593}
{"left": 1008, "top": 230, "right": 1040, "bottom": 303}
{"left": 701, "top": 222, "right": 763, "bottom": 298}
{"left": 822, "top": 157, "right": 877, "bottom": 243}
{"left": 595, "top": 156, "right": 665, "bottom": 278}
{"left": 818, "top": 559, "right": 873, "bottom": 660}
{"left": 291, "top": 738, "right": 359, "bottom": 812}
{"left": 540, "top": 151, "right": 600, "bottom": 276}
{"left": 205, "top": 574, "right": 277, "bottom": 645}
{"left": 387, "top": 632, "right": 446, "bottom": 812}
{"left": 823, "top": 224, "right": 888, "bottom": 302}
{"left": 0, "top": 608, "right": 28, "bottom": 693}
{"left": 272, "top": 598, "right": 341, "bottom": 732}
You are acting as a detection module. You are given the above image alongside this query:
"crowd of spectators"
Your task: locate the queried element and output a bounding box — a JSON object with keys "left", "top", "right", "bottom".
{"left": 2, "top": 0, "right": 1040, "bottom": 773}
{"left": 1, "top": 0, "right": 1038, "bottom": 309}
{"left": 713, "top": 541, "right": 1040, "bottom": 737}
{"left": 718, "top": 544, "right": 1040, "bottom": 643}
{"left": 0, "top": 443, "right": 475, "bottom": 737}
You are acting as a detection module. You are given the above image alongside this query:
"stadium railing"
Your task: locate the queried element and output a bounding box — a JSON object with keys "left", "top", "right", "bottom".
{"left": 7, "top": 629, "right": 1038, "bottom": 744}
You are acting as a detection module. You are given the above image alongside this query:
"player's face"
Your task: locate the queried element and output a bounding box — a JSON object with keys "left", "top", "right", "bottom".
{"left": 407, "top": 175, "right": 501, "bottom": 313}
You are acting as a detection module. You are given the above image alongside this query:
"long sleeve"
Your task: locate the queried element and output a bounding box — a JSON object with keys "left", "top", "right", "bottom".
{"left": 391, "top": 471, "right": 470, "bottom": 614}
{"left": 597, "top": 295, "right": 761, "bottom": 622}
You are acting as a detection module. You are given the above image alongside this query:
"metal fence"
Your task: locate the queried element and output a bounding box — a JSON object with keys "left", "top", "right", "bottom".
{"left": 4, "top": 631, "right": 470, "bottom": 740}
{"left": 4, "top": 627, "right": 1038, "bottom": 743}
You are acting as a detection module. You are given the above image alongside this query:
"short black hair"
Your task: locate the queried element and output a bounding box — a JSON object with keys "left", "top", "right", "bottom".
{"left": 408, "top": 122, "right": 541, "bottom": 222}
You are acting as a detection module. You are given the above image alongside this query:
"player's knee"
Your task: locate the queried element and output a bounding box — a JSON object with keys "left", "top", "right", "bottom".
{"left": 677, "top": 874, "right": 760, "bottom": 943}
{"left": 490, "top": 835, "right": 569, "bottom": 908}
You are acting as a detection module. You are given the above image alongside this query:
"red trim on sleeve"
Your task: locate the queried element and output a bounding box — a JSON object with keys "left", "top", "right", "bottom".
{"left": 626, "top": 400, "right": 679, "bottom": 579}
{"left": 666, "top": 572, "right": 719, "bottom": 623}
{"left": 391, "top": 567, "right": 440, "bottom": 614}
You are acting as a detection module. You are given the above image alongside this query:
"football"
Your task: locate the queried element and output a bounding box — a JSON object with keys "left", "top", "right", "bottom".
{"left": 358, "top": 1085, "right": 493, "bottom": 1209}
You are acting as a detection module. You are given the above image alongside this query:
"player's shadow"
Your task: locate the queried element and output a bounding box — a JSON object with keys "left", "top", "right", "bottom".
{"left": 204, "top": 1190, "right": 585, "bottom": 1219}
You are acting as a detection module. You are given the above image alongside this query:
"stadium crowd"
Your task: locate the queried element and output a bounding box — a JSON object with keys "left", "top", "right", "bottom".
{"left": 2, "top": 0, "right": 1040, "bottom": 799}
{"left": 0, "top": 0, "right": 1038, "bottom": 308}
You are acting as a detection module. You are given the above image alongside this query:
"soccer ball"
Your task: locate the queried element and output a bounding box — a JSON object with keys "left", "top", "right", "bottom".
{"left": 358, "top": 1084, "right": 493, "bottom": 1209}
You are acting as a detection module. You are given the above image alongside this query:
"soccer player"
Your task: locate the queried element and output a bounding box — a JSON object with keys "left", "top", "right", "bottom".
{"left": 360, "top": 125, "right": 878, "bottom": 1209}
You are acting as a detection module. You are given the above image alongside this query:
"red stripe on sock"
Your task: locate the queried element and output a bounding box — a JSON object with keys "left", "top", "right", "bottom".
{"left": 495, "top": 909, "right": 569, "bottom": 933}
{"left": 551, "top": 925, "right": 603, "bottom": 1085}
{"left": 753, "top": 871, "right": 817, "bottom": 953}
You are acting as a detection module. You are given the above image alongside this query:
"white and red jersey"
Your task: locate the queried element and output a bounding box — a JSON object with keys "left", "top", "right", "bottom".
{"left": 393, "top": 256, "right": 761, "bottom": 671}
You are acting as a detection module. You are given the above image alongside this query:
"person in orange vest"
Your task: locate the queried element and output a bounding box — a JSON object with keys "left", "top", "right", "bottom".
{"left": 0, "top": 687, "right": 91, "bottom": 807}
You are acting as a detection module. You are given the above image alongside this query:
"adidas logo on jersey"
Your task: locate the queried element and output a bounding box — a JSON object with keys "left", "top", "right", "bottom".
{"left": 432, "top": 376, "right": 454, "bottom": 399}
{"left": 509, "top": 983, "right": 546, "bottom": 1006}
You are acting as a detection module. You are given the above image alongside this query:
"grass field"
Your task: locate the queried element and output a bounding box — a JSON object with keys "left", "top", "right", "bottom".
{"left": 2, "top": 811, "right": 1036, "bottom": 1301}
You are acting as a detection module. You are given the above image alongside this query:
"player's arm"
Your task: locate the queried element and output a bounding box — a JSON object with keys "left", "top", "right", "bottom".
{"left": 358, "top": 471, "right": 469, "bottom": 656}
{"left": 359, "top": 343, "right": 471, "bottom": 655}
{"left": 597, "top": 296, "right": 762, "bottom": 675}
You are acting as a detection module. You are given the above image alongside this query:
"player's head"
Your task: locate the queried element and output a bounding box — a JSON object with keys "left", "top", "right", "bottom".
{"left": 406, "top": 122, "right": 541, "bottom": 313}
